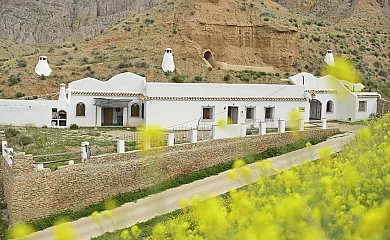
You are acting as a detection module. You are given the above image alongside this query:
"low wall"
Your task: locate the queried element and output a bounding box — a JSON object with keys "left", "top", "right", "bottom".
{"left": 0, "top": 129, "right": 339, "bottom": 224}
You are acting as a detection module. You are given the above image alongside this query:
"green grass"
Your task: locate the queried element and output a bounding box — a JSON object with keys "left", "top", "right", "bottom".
{"left": 25, "top": 136, "right": 328, "bottom": 233}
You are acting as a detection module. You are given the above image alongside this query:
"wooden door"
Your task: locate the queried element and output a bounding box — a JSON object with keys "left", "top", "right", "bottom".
{"left": 104, "top": 108, "right": 113, "bottom": 125}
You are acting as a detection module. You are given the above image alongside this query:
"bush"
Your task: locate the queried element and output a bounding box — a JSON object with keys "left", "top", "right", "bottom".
{"left": 8, "top": 74, "right": 21, "bottom": 86}
{"left": 40, "top": 74, "right": 47, "bottom": 80}
{"left": 117, "top": 62, "right": 132, "bottom": 69}
{"left": 16, "top": 59, "right": 27, "bottom": 67}
{"left": 194, "top": 76, "right": 203, "bottom": 82}
{"left": 134, "top": 61, "right": 147, "bottom": 68}
{"left": 69, "top": 124, "right": 79, "bottom": 130}
{"left": 81, "top": 57, "right": 89, "bottom": 64}
{"left": 264, "top": 18, "right": 269, "bottom": 21}
{"left": 224, "top": 74, "right": 231, "bottom": 82}
{"left": 41, "top": 125, "right": 48, "bottom": 128}
{"left": 4, "top": 128, "right": 20, "bottom": 139}
{"left": 15, "top": 92, "right": 25, "bottom": 98}
{"left": 171, "top": 75, "right": 185, "bottom": 83}
{"left": 18, "top": 134, "right": 34, "bottom": 147}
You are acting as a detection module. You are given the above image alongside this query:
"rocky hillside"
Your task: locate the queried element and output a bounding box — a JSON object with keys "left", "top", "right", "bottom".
{"left": 0, "top": 0, "right": 389, "bottom": 99}
{"left": 0, "top": 0, "right": 161, "bottom": 44}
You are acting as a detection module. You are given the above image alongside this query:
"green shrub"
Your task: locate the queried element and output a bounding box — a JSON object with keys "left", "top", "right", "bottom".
{"left": 134, "top": 61, "right": 147, "bottom": 68}
{"left": 194, "top": 76, "right": 203, "bottom": 82}
{"left": 40, "top": 74, "right": 47, "bottom": 80}
{"left": 224, "top": 74, "right": 231, "bottom": 82}
{"left": 69, "top": 124, "right": 79, "bottom": 130}
{"left": 18, "top": 134, "right": 34, "bottom": 147}
{"left": 15, "top": 92, "right": 25, "bottom": 98}
{"left": 117, "top": 62, "right": 132, "bottom": 69}
{"left": 264, "top": 18, "right": 269, "bottom": 21}
{"left": 240, "top": 76, "right": 250, "bottom": 82}
{"left": 171, "top": 75, "right": 185, "bottom": 83}
{"left": 16, "top": 59, "right": 27, "bottom": 67}
{"left": 4, "top": 128, "right": 20, "bottom": 139}
{"left": 8, "top": 74, "right": 21, "bottom": 86}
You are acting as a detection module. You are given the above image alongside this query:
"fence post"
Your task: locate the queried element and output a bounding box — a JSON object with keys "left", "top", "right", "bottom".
{"left": 241, "top": 124, "right": 247, "bottom": 137}
{"left": 298, "top": 119, "right": 304, "bottom": 132}
{"left": 278, "top": 120, "right": 286, "bottom": 133}
{"left": 117, "top": 139, "right": 125, "bottom": 153}
{"left": 259, "top": 121, "right": 266, "bottom": 135}
{"left": 37, "top": 163, "right": 44, "bottom": 170}
{"left": 167, "top": 132, "right": 175, "bottom": 146}
{"left": 68, "top": 160, "right": 75, "bottom": 165}
{"left": 81, "top": 142, "right": 90, "bottom": 160}
{"left": 212, "top": 125, "right": 217, "bottom": 140}
{"left": 190, "top": 128, "right": 198, "bottom": 143}
{"left": 144, "top": 135, "right": 151, "bottom": 150}
{"left": 322, "top": 118, "right": 327, "bottom": 129}
{"left": 2, "top": 141, "right": 7, "bottom": 156}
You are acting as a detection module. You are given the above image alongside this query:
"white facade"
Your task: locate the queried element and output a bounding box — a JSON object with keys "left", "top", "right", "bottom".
{"left": 0, "top": 72, "right": 380, "bottom": 129}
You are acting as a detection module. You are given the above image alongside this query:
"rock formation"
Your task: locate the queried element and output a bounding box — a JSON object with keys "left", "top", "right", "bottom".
{"left": 0, "top": 0, "right": 161, "bottom": 44}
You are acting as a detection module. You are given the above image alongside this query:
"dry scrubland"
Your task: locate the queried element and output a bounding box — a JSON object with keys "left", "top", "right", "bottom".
{"left": 0, "top": 0, "right": 389, "bottom": 99}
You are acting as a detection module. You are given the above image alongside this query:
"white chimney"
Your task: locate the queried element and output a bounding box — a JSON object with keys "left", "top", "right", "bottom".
{"left": 162, "top": 48, "right": 175, "bottom": 73}
{"left": 59, "top": 83, "right": 67, "bottom": 101}
{"left": 35, "top": 56, "right": 52, "bottom": 77}
{"left": 324, "top": 50, "right": 335, "bottom": 66}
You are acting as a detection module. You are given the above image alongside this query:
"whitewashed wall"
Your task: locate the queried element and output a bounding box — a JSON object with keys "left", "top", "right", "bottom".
{"left": 355, "top": 97, "right": 378, "bottom": 120}
{"left": 213, "top": 124, "right": 244, "bottom": 139}
{"left": 0, "top": 100, "right": 66, "bottom": 127}
{"left": 145, "top": 100, "right": 309, "bottom": 129}
{"left": 68, "top": 95, "right": 144, "bottom": 127}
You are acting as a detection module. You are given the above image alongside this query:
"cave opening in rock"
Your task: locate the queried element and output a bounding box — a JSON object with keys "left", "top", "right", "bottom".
{"left": 203, "top": 51, "right": 213, "bottom": 63}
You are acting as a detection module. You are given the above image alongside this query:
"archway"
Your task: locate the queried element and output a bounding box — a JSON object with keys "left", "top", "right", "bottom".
{"left": 310, "top": 99, "right": 322, "bottom": 120}
{"left": 203, "top": 50, "right": 214, "bottom": 67}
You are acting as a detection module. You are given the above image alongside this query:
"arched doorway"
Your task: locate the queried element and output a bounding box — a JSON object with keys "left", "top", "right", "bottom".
{"left": 203, "top": 50, "right": 214, "bottom": 66}
{"left": 310, "top": 99, "right": 322, "bottom": 120}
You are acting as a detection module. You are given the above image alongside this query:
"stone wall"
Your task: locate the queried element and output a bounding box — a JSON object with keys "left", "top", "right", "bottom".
{"left": 377, "top": 98, "right": 390, "bottom": 117}
{"left": 0, "top": 129, "right": 339, "bottom": 224}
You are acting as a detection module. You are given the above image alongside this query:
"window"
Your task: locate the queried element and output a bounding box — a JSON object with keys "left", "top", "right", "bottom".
{"left": 76, "top": 102, "right": 85, "bottom": 116}
{"left": 265, "top": 107, "right": 275, "bottom": 119}
{"left": 52, "top": 108, "right": 58, "bottom": 119}
{"left": 131, "top": 103, "right": 140, "bottom": 117}
{"left": 202, "top": 107, "right": 214, "bottom": 120}
{"left": 358, "top": 101, "right": 367, "bottom": 112}
{"left": 58, "top": 110, "right": 67, "bottom": 119}
{"left": 246, "top": 107, "right": 255, "bottom": 120}
{"left": 326, "top": 101, "right": 334, "bottom": 113}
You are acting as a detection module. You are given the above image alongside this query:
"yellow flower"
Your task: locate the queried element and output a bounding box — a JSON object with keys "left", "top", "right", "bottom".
{"left": 7, "top": 223, "right": 35, "bottom": 239}
{"left": 138, "top": 124, "right": 164, "bottom": 150}
{"left": 323, "top": 57, "right": 362, "bottom": 84}
{"left": 104, "top": 198, "right": 117, "bottom": 211}
{"left": 131, "top": 225, "right": 141, "bottom": 238}
{"left": 120, "top": 229, "right": 130, "bottom": 239}
{"left": 103, "top": 210, "right": 112, "bottom": 219}
{"left": 91, "top": 211, "right": 102, "bottom": 223}
{"left": 53, "top": 219, "right": 77, "bottom": 240}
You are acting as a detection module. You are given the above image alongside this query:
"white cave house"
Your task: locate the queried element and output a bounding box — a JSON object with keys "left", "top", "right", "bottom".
{"left": 0, "top": 72, "right": 380, "bottom": 129}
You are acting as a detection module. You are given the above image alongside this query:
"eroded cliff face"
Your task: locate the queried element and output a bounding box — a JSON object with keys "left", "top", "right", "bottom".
{"left": 274, "top": 0, "right": 390, "bottom": 21}
{"left": 178, "top": 0, "right": 298, "bottom": 70}
{"left": 0, "top": 0, "right": 161, "bottom": 44}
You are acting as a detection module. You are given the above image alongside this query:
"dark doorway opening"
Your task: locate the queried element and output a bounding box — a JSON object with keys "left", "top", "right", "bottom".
{"left": 310, "top": 99, "right": 322, "bottom": 120}
{"left": 203, "top": 51, "right": 213, "bottom": 65}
